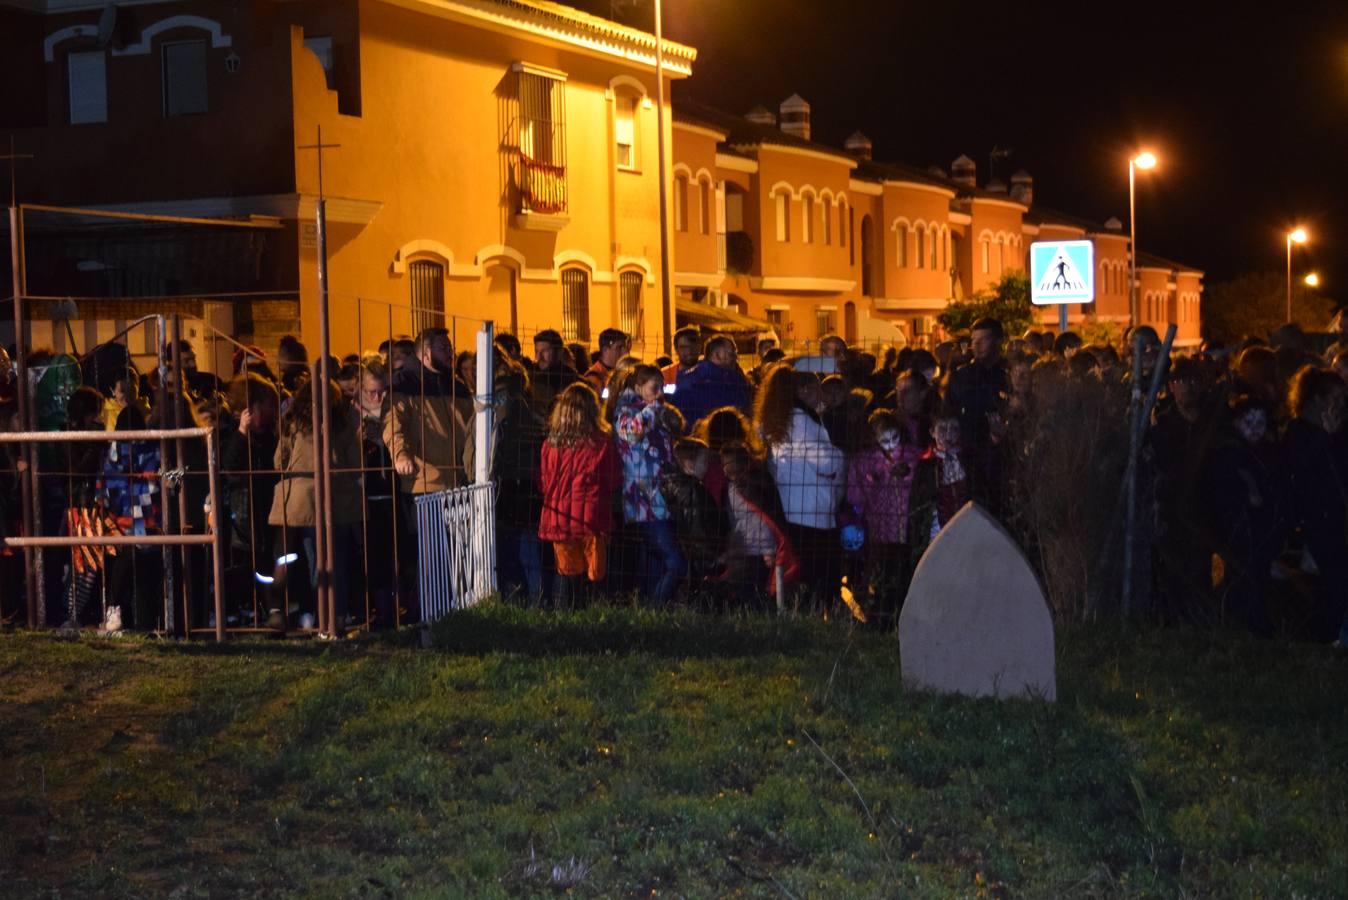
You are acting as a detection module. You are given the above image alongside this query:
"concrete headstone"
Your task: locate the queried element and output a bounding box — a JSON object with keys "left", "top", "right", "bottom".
{"left": 898, "top": 502, "right": 1056, "bottom": 701}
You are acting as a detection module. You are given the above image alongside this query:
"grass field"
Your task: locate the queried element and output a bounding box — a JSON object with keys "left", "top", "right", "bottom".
{"left": 2, "top": 604, "right": 1346, "bottom": 898}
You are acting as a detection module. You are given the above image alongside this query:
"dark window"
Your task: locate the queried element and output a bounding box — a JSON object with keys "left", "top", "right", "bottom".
{"left": 68, "top": 50, "right": 107, "bottom": 124}
{"left": 409, "top": 260, "right": 446, "bottom": 335}
{"left": 163, "top": 40, "right": 208, "bottom": 117}
{"left": 562, "top": 268, "right": 590, "bottom": 342}
{"left": 619, "top": 271, "right": 642, "bottom": 337}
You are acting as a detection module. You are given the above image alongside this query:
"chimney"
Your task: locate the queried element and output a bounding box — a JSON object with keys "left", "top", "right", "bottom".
{"left": 779, "top": 94, "right": 811, "bottom": 140}
{"left": 1010, "top": 169, "right": 1033, "bottom": 206}
{"left": 951, "top": 154, "right": 976, "bottom": 187}
{"left": 744, "top": 105, "right": 776, "bottom": 127}
{"left": 844, "top": 130, "right": 872, "bottom": 161}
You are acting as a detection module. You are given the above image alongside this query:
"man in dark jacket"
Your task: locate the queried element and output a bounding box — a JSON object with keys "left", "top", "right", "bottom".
{"left": 529, "top": 329, "right": 579, "bottom": 416}
{"left": 943, "top": 317, "right": 1010, "bottom": 514}
{"left": 1148, "top": 355, "right": 1224, "bottom": 624}
{"left": 661, "top": 438, "right": 725, "bottom": 579}
{"left": 674, "top": 334, "right": 751, "bottom": 431}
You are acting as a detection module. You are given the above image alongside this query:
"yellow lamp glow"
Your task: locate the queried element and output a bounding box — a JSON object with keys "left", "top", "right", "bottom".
{"left": 1289, "top": 227, "right": 1308, "bottom": 244}
{"left": 1133, "top": 151, "right": 1158, "bottom": 170}
{"left": 1305, "top": 272, "right": 1321, "bottom": 287}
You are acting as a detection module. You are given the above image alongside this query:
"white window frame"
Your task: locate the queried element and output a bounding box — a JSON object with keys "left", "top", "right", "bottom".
{"left": 162, "top": 38, "right": 209, "bottom": 118}
{"left": 775, "top": 192, "right": 790, "bottom": 242}
{"left": 68, "top": 49, "right": 107, "bottom": 125}
{"left": 614, "top": 92, "right": 638, "bottom": 171}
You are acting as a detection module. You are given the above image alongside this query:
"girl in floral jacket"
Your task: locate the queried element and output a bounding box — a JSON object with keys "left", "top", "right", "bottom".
{"left": 614, "top": 364, "right": 686, "bottom": 605}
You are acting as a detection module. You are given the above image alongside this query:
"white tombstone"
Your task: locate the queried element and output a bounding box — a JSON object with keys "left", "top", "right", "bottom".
{"left": 898, "top": 502, "right": 1056, "bottom": 701}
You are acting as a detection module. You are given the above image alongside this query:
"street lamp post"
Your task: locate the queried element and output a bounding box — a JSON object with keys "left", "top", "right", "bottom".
{"left": 1286, "top": 227, "right": 1308, "bottom": 324}
{"left": 1128, "top": 151, "right": 1157, "bottom": 326}
{"left": 653, "top": 0, "right": 673, "bottom": 355}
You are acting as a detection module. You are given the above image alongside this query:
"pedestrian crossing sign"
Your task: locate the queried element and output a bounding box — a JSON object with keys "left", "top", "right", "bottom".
{"left": 1030, "top": 240, "right": 1095, "bottom": 305}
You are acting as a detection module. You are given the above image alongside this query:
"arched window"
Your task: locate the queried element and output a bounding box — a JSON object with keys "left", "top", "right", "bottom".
{"left": 775, "top": 192, "right": 790, "bottom": 242}
{"left": 980, "top": 237, "right": 990, "bottom": 274}
{"left": 614, "top": 92, "right": 638, "bottom": 169}
{"left": 619, "top": 270, "right": 642, "bottom": 336}
{"left": 822, "top": 197, "right": 833, "bottom": 245}
{"left": 929, "top": 226, "right": 939, "bottom": 270}
{"left": 896, "top": 227, "right": 908, "bottom": 268}
{"left": 839, "top": 202, "right": 847, "bottom": 248}
{"left": 916, "top": 228, "right": 926, "bottom": 269}
{"left": 860, "top": 215, "right": 875, "bottom": 296}
{"left": 674, "top": 175, "right": 689, "bottom": 232}
{"left": 698, "top": 180, "right": 711, "bottom": 235}
{"left": 802, "top": 194, "right": 815, "bottom": 243}
{"left": 409, "top": 259, "right": 446, "bottom": 334}
{"left": 561, "top": 268, "right": 590, "bottom": 342}
{"left": 848, "top": 207, "right": 855, "bottom": 265}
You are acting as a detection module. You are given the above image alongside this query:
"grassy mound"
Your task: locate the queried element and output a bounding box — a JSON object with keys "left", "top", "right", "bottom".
{"left": 2, "top": 604, "right": 1345, "bottom": 897}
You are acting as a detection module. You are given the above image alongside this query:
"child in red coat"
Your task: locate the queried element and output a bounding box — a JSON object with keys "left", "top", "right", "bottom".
{"left": 538, "top": 383, "right": 621, "bottom": 608}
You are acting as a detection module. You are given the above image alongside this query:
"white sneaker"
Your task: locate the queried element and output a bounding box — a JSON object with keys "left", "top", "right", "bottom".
{"left": 100, "top": 606, "right": 123, "bottom": 635}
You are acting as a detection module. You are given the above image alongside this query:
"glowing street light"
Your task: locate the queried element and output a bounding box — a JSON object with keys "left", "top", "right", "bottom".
{"left": 1128, "top": 151, "right": 1158, "bottom": 324}
{"left": 1286, "top": 227, "right": 1308, "bottom": 323}
{"left": 1305, "top": 272, "right": 1321, "bottom": 288}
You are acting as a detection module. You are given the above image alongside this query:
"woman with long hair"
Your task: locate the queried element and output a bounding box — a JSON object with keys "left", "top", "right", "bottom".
{"left": 538, "top": 383, "right": 621, "bottom": 608}
{"left": 266, "top": 377, "right": 363, "bottom": 632}
{"left": 754, "top": 363, "right": 844, "bottom": 610}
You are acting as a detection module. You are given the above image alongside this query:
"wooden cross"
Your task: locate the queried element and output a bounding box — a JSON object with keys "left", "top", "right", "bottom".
{"left": 0, "top": 135, "right": 34, "bottom": 209}
{"left": 297, "top": 125, "right": 341, "bottom": 199}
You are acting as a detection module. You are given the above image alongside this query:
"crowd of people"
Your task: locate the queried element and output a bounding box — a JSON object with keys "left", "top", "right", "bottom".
{"left": 2, "top": 311, "right": 1348, "bottom": 649}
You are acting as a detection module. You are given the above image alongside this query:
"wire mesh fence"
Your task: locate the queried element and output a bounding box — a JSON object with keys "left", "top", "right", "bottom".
{"left": 4, "top": 204, "right": 1346, "bottom": 640}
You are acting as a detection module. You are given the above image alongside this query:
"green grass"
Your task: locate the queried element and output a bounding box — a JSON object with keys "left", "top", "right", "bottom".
{"left": 2, "top": 604, "right": 1346, "bottom": 897}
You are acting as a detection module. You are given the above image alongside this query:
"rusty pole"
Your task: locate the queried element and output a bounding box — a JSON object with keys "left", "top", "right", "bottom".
{"left": 206, "top": 428, "right": 226, "bottom": 642}
{"left": 309, "top": 127, "right": 339, "bottom": 637}
{"left": 155, "top": 315, "right": 174, "bottom": 633}
{"left": 171, "top": 316, "right": 191, "bottom": 635}
{"left": 9, "top": 204, "right": 38, "bottom": 626}
{"left": 308, "top": 358, "right": 329, "bottom": 634}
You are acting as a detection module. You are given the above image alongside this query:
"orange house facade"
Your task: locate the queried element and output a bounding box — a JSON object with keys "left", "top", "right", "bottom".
{"left": 1, "top": 0, "right": 694, "bottom": 364}
{"left": 669, "top": 95, "right": 1205, "bottom": 350}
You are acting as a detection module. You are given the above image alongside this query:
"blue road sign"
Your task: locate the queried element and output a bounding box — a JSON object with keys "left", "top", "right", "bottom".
{"left": 1030, "top": 240, "right": 1095, "bottom": 306}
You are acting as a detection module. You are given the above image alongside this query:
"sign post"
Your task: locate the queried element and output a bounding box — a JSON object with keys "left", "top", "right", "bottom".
{"left": 1030, "top": 239, "right": 1095, "bottom": 335}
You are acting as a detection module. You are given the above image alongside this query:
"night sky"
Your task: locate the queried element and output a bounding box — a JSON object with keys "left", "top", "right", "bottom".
{"left": 593, "top": 0, "right": 1348, "bottom": 295}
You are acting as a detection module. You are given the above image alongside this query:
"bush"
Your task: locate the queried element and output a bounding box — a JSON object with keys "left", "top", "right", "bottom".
{"left": 1004, "top": 367, "right": 1131, "bottom": 621}
{"left": 939, "top": 272, "right": 1034, "bottom": 337}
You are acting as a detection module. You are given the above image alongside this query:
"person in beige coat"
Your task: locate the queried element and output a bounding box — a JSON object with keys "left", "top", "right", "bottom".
{"left": 383, "top": 327, "right": 473, "bottom": 495}
{"left": 382, "top": 327, "right": 473, "bottom": 620}
{"left": 267, "top": 378, "right": 363, "bottom": 631}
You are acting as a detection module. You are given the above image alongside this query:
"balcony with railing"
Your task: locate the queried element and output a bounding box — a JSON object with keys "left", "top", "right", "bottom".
{"left": 510, "top": 68, "right": 569, "bottom": 232}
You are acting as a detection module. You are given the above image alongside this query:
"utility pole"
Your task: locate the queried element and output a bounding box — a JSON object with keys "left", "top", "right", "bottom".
{"left": 298, "top": 126, "right": 341, "bottom": 637}
{"left": 3, "top": 136, "right": 38, "bottom": 626}
{"left": 653, "top": 0, "right": 673, "bottom": 355}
